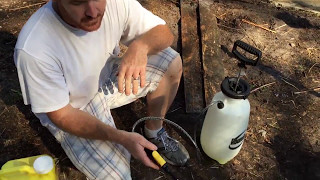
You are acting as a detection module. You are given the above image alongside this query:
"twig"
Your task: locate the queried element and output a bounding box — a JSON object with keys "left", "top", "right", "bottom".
{"left": 248, "top": 171, "right": 263, "bottom": 178}
{"left": 290, "top": 100, "right": 297, "bottom": 108}
{"left": 308, "top": 62, "right": 319, "bottom": 74}
{"left": 275, "top": 24, "right": 287, "bottom": 30}
{"left": 56, "top": 156, "right": 68, "bottom": 165}
{"left": 8, "top": 2, "right": 46, "bottom": 11}
{"left": 218, "top": 12, "right": 227, "bottom": 19}
{"left": 154, "top": 176, "right": 164, "bottom": 180}
{"left": 281, "top": 78, "right": 299, "bottom": 90}
{"left": 130, "top": 165, "right": 138, "bottom": 172}
{"left": 217, "top": 24, "right": 242, "bottom": 32}
{"left": 251, "top": 82, "right": 276, "bottom": 93}
{"left": 242, "top": 19, "right": 276, "bottom": 33}
{"left": 10, "top": 89, "right": 22, "bottom": 96}
{"left": 0, "top": 107, "right": 9, "bottom": 117}
{"left": 268, "top": 122, "right": 280, "bottom": 129}
{"left": 217, "top": 24, "right": 256, "bottom": 46}
{"left": 282, "top": 28, "right": 292, "bottom": 35}
{"left": 168, "top": 0, "right": 179, "bottom": 6}
{"left": 210, "top": 166, "right": 219, "bottom": 169}
{"left": 0, "top": 128, "right": 6, "bottom": 138}
{"left": 167, "top": 107, "right": 182, "bottom": 114}
{"left": 239, "top": 25, "right": 261, "bottom": 47}
{"left": 294, "top": 87, "right": 320, "bottom": 95}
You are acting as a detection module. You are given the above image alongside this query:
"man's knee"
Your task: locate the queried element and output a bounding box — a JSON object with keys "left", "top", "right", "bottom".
{"left": 167, "top": 54, "right": 182, "bottom": 80}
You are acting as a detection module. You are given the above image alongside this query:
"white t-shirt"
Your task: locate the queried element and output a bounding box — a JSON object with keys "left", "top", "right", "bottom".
{"left": 15, "top": 0, "right": 165, "bottom": 114}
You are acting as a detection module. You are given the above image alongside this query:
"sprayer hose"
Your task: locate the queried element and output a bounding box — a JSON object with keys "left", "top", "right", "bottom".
{"left": 131, "top": 116, "right": 200, "bottom": 153}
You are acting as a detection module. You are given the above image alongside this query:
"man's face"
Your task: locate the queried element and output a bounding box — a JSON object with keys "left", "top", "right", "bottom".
{"left": 54, "top": 0, "right": 106, "bottom": 32}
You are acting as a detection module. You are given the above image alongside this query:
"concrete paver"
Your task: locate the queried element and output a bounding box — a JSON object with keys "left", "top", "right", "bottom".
{"left": 272, "top": 0, "right": 320, "bottom": 14}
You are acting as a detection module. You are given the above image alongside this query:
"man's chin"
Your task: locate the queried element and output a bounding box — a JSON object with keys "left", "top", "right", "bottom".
{"left": 80, "top": 21, "right": 102, "bottom": 32}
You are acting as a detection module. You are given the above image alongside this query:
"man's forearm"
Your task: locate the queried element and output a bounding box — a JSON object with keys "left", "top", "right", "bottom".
{"left": 131, "top": 24, "right": 174, "bottom": 55}
{"left": 47, "top": 104, "right": 126, "bottom": 144}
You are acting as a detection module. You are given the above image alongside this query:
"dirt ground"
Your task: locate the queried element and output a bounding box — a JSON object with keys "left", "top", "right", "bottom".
{"left": 0, "top": 0, "right": 319, "bottom": 179}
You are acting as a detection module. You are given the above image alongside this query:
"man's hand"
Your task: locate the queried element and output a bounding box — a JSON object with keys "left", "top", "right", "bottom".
{"left": 117, "top": 25, "right": 174, "bottom": 95}
{"left": 120, "top": 131, "right": 160, "bottom": 170}
{"left": 118, "top": 41, "right": 148, "bottom": 95}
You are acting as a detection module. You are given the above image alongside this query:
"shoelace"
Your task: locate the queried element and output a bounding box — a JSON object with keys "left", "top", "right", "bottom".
{"left": 157, "top": 131, "right": 179, "bottom": 151}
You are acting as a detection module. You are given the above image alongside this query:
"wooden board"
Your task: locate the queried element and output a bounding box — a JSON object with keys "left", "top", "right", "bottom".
{"left": 199, "top": 0, "right": 225, "bottom": 106}
{"left": 180, "top": 0, "right": 205, "bottom": 113}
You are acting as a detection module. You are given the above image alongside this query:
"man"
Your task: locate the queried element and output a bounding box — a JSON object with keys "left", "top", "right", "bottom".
{"left": 14, "top": 0, "right": 189, "bottom": 179}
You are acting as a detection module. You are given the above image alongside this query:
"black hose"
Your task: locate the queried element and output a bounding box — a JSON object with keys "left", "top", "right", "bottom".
{"left": 131, "top": 100, "right": 222, "bottom": 164}
{"left": 132, "top": 116, "right": 200, "bottom": 152}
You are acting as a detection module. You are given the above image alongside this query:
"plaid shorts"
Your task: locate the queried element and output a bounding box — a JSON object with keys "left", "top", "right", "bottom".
{"left": 55, "top": 47, "right": 178, "bottom": 180}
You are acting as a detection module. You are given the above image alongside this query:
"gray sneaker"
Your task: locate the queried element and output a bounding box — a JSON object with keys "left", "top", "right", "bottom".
{"left": 147, "top": 128, "right": 190, "bottom": 166}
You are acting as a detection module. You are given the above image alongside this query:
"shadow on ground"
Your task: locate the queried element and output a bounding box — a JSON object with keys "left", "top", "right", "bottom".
{"left": 275, "top": 12, "right": 320, "bottom": 29}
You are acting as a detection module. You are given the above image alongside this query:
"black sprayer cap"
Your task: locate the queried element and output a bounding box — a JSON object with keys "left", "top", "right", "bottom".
{"left": 221, "top": 77, "right": 250, "bottom": 99}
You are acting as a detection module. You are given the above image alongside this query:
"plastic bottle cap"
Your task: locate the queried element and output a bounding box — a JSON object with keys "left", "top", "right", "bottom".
{"left": 33, "top": 155, "right": 54, "bottom": 174}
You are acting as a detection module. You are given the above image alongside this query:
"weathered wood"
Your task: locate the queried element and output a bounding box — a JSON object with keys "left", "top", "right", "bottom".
{"left": 180, "top": 0, "right": 205, "bottom": 113}
{"left": 199, "top": 0, "right": 224, "bottom": 106}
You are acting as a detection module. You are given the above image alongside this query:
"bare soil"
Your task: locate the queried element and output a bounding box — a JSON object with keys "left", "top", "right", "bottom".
{"left": 0, "top": 0, "right": 319, "bottom": 179}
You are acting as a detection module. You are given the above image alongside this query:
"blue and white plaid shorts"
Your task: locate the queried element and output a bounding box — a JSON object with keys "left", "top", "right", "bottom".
{"left": 56, "top": 47, "right": 178, "bottom": 180}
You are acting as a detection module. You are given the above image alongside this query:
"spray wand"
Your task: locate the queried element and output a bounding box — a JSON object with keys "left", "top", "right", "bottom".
{"left": 145, "top": 148, "right": 179, "bottom": 180}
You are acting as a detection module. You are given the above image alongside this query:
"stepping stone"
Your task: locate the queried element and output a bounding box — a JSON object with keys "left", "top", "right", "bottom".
{"left": 271, "top": 0, "right": 320, "bottom": 15}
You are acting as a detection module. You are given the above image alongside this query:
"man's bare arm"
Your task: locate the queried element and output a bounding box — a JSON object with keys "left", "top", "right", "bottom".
{"left": 47, "top": 104, "right": 124, "bottom": 142}
{"left": 130, "top": 24, "right": 174, "bottom": 55}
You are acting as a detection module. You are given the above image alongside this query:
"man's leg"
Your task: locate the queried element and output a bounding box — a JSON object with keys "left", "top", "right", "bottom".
{"left": 145, "top": 55, "right": 182, "bottom": 129}
{"left": 105, "top": 47, "right": 189, "bottom": 166}
{"left": 142, "top": 51, "right": 189, "bottom": 166}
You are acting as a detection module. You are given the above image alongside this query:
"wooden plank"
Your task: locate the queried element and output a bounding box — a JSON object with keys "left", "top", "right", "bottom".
{"left": 180, "top": 0, "right": 205, "bottom": 113}
{"left": 199, "top": 0, "right": 225, "bottom": 106}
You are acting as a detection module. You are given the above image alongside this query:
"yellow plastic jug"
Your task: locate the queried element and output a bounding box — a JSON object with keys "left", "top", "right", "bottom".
{"left": 0, "top": 155, "right": 57, "bottom": 180}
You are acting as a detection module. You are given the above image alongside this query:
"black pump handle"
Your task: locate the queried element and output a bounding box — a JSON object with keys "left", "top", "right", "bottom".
{"left": 232, "top": 40, "right": 262, "bottom": 66}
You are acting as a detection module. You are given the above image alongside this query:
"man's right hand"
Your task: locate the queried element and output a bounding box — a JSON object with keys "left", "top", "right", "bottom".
{"left": 119, "top": 131, "right": 160, "bottom": 170}
{"left": 47, "top": 104, "right": 160, "bottom": 169}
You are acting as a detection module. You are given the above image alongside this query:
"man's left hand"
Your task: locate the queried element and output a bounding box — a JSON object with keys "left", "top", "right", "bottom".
{"left": 117, "top": 41, "right": 148, "bottom": 95}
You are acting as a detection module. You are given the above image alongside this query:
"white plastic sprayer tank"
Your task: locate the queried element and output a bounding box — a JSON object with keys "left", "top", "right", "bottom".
{"left": 200, "top": 77, "right": 251, "bottom": 164}
{"left": 200, "top": 40, "right": 262, "bottom": 164}
{"left": 200, "top": 90, "right": 250, "bottom": 164}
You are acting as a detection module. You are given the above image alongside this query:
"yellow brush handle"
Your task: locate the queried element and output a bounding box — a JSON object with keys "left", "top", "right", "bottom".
{"left": 151, "top": 151, "right": 166, "bottom": 167}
